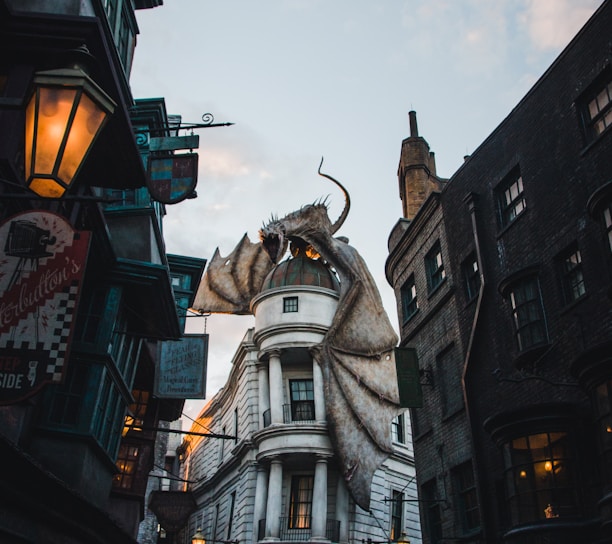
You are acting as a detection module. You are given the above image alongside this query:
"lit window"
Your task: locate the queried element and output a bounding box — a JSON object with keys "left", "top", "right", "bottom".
{"left": 452, "top": 462, "right": 480, "bottom": 534}
{"left": 401, "top": 275, "right": 418, "bottom": 322}
{"left": 463, "top": 253, "right": 481, "bottom": 301}
{"left": 426, "top": 242, "right": 446, "bottom": 292}
{"left": 503, "top": 432, "right": 579, "bottom": 525}
{"left": 113, "top": 444, "right": 139, "bottom": 490}
{"left": 594, "top": 380, "right": 612, "bottom": 483}
{"left": 507, "top": 277, "right": 548, "bottom": 351}
{"left": 390, "top": 489, "right": 404, "bottom": 540}
{"left": 122, "top": 389, "right": 149, "bottom": 436}
{"left": 497, "top": 171, "right": 526, "bottom": 228}
{"left": 558, "top": 246, "right": 586, "bottom": 304}
{"left": 288, "top": 475, "right": 313, "bottom": 529}
{"left": 391, "top": 413, "right": 405, "bottom": 444}
{"left": 283, "top": 296, "right": 298, "bottom": 313}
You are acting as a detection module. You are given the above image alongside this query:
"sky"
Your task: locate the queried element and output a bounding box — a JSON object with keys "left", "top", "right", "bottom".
{"left": 129, "top": 0, "right": 604, "bottom": 421}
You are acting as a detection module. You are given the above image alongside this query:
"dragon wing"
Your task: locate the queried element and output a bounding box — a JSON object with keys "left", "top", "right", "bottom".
{"left": 192, "top": 233, "right": 274, "bottom": 315}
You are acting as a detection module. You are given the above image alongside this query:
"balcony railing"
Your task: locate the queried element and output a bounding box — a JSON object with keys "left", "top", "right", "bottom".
{"left": 283, "top": 402, "right": 315, "bottom": 424}
{"left": 262, "top": 404, "right": 316, "bottom": 428}
{"left": 257, "top": 518, "right": 340, "bottom": 542}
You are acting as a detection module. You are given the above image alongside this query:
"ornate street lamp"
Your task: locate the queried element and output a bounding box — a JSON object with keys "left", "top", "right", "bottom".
{"left": 24, "top": 47, "right": 116, "bottom": 198}
{"left": 191, "top": 527, "right": 206, "bottom": 544}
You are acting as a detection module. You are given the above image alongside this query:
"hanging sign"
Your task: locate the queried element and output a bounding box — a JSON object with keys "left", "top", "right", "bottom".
{"left": 154, "top": 334, "right": 208, "bottom": 399}
{"left": 147, "top": 153, "right": 198, "bottom": 204}
{"left": 0, "top": 211, "right": 90, "bottom": 404}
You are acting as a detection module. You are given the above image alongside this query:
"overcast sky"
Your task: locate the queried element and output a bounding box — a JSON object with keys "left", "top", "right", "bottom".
{"left": 129, "top": 0, "right": 603, "bottom": 420}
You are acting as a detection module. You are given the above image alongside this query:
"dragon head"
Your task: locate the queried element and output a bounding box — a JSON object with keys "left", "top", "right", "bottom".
{"left": 259, "top": 158, "right": 350, "bottom": 264}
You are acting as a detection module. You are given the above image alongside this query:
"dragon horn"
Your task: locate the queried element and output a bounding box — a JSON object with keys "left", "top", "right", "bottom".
{"left": 318, "top": 157, "right": 351, "bottom": 234}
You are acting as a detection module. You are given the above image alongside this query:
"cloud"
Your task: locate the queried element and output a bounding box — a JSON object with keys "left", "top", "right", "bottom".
{"left": 522, "top": 0, "right": 602, "bottom": 50}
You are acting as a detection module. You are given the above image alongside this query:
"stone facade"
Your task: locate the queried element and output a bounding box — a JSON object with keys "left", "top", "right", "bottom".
{"left": 176, "top": 257, "right": 422, "bottom": 544}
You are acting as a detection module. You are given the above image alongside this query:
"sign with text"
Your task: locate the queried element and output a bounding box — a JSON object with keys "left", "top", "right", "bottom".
{"left": 147, "top": 153, "right": 198, "bottom": 204}
{"left": 0, "top": 211, "right": 90, "bottom": 404}
{"left": 394, "top": 347, "right": 423, "bottom": 408}
{"left": 154, "top": 334, "right": 208, "bottom": 398}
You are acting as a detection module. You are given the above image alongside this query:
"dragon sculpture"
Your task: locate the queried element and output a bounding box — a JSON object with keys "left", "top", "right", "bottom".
{"left": 192, "top": 159, "right": 403, "bottom": 511}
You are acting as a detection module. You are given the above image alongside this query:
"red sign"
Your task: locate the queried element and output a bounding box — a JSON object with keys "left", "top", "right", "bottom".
{"left": 0, "top": 211, "right": 90, "bottom": 404}
{"left": 148, "top": 153, "right": 198, "bottom": 204}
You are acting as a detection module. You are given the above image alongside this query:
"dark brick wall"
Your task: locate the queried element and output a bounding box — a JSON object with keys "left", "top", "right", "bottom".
{"left": 387, "top": 2, "right": 612, "bottom": 542}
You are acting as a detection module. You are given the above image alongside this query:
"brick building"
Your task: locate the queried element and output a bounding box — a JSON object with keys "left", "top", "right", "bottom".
{"left": 386, "top": 2, "right": 612, "bottom": 543}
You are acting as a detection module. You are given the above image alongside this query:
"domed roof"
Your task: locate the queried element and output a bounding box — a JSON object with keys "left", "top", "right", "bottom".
{"left": 262, "top": 253, "right": 340, "bottom": 293}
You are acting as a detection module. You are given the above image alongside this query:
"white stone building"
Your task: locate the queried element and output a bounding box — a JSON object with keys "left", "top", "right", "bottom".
{"left": 176, "top": 253, "right": 421, "bottom": 544}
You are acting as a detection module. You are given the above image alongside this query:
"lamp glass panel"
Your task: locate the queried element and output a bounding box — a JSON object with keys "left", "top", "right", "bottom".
{"left": 24, "top": 94, "right": 35, "bottom": 178}
{"left": 58, "top": 92, "right": 106, "bottom": 184}
{"left": 34, "top": 87, "right": 77, "bottom": 176}
{"left": 29, "top": 177, "right": 66, "bottom": 198}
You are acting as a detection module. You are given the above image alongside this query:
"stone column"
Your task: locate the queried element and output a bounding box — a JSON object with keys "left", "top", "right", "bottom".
{"left": 265, "top": 457, "right": 283, "bottom": 540}
{"left": 335, "top": 474, "right": 349, "bottom": 544}
{"left": 312, "top": 359, "right": 326, "bottom": 422}
{"left": 253, "top": 464, "right": 269, "bottom": 543}
{"left": 311, "top": 454, "right": 330, "bottom": 541}
{"left": 268, "top": 350, "right": 283, "bottom": 424}
{"left": 258, "top": 361, "right": 270, "bottom": 428}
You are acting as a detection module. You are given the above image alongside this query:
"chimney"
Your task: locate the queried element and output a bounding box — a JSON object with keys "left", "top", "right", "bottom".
{"left": 409, "top": 110, "right": 418, "bottom": 138}
{"left": 397, "top": 111, "right": 439, "bottom": 220}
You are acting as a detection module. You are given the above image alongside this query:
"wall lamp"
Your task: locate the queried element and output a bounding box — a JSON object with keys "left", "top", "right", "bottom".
{"left": 191, "top": 527, "right": 238, "bottom": 544}
{"left": 24, "top": 46, "right": 116, "bottom": 198}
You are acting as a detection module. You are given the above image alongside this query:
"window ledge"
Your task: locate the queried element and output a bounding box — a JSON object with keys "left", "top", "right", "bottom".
{"left": 580, "top": 121, "right": 612, "bottom": 156}
{"left": 559, "top": 293, "right": 590, "bottom": 315}
{"left": 402, "top": 308, "right": 420, "bottom": 325}
{"left": 496, "top": 207, "right": 529, "bottom": 239}
{"left": 427, "top": 276, "right": 447, "bottom": 299}
{"left": 512, "top": 343, "right": 552, "bottom": 371}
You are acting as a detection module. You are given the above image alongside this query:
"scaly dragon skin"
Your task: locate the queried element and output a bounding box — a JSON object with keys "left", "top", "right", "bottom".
{"left": 259, "top": 202, "right": 402, "bottom": 511}
{"left": 193, "top": 162, "right": 403, "bottom": 511}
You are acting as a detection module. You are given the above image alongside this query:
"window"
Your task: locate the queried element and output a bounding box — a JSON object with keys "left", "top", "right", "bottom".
{"left": 605, "top": 203, "right": 612, "bottom": 252}
{"left": 47, "top": 362, "right": 90, "bottom": 427}
{"left": 93, "top": 372, "right": 125, "bottom": 456}
{"left": 426, "top": 242, "right": 446, "bottom": 292}
{"left": 390, "top": 490, "right": 404, "bottom": 540}
{"left": 289, "top": 380, "right": 315, "bottom": 422}
{"left": 401, "top": 275, "right": 418, "bottom": 322}
{"left": 391, "top": 413, "right": 406, "bottom": 444}
{"left": 122, "top": 389, "right": 149, "bottom": 435}
{"left": 558, "top": 246, "right": 586, "bottom": 304}
{"left": 436, "top": 346, "right": 463, "bottom": 417}
{"left": 75, "top": 286, "right": 121, "bottom": 346}
{"left": 497, "top": 171, "right": 526, "bottom": 228}
{"left": 113, "top": 444, "right": 139, "bottom": 490}
{"left": 421, "top": 479, "right": 442, "bottom": 544}
{"left": 283, "top": 296, "right": 298, "bottom": 313}
{"left": 463, "top": 253, "right": 481, "bottom": 301}
{"left": 288, "top": 475, "right": 314, "bottom": 529}
{"left": 234, "top": 407, "right": 238, "bottom": 444}
{"left": 452, "top": 462, "right": 480, "bottom": 534}
{"left": 507, "top": 276, "right": 548, "bottom": 351}
{"left": 503, "top": 431, "right": 579, "bottom": 524}
{"left": 227, "top": 491, "right": 236, "bottom": 539}
{"left": 594, "top": 380, "right": 612, "bottom": 483}
{"left": 583, "top": 73, "right": 612, "bottom": 139}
